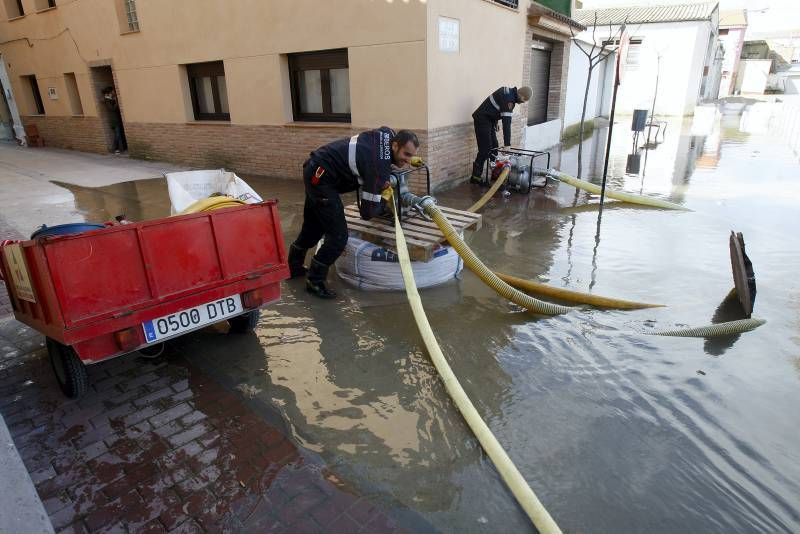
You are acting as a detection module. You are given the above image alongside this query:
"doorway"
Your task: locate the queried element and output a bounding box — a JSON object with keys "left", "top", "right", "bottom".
{"left": 528, "top": 42, "right": 552, "bottom": 126}
{"left": 90, "top": 65, "right": 127, "bottom": 153}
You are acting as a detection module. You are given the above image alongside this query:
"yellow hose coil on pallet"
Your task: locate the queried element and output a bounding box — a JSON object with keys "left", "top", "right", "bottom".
{"left": 387, "top": 190, "right": 562, "bottom": 534}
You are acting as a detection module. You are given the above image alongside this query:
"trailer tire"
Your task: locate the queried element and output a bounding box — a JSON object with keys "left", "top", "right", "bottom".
{"left": 229, "top": 310, "right": 260, "bottom": 333}
{"left": 47, "top": 338, "right": 88, "bottom": 399}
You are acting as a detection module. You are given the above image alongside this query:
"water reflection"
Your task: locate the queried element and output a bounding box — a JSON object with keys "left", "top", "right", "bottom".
{"left": 703, "top": 290, "right": 747, "bottom": 356}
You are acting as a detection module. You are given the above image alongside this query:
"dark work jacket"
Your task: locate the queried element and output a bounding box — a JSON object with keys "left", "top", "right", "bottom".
{"left": 472, "top": 86, "right": 519, "bottom": 146}
{"left": 308, "top": 126, "right": 395, "bottom": 220}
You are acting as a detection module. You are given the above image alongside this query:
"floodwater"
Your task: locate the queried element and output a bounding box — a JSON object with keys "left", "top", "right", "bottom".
{"left": 57, "top": 107, "right": 800, "bottom": 533}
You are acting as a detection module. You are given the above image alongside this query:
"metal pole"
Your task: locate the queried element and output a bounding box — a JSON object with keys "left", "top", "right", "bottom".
{"left": 646, "top": 54, "right": 661, "bottom": 146}
{"left": 600, "top": 63, "right": 620, "bottom": 206}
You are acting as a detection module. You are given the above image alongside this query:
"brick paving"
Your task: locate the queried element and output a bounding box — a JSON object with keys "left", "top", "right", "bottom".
{"left": 0, "top": 318, "right": 422, "bottom": 533}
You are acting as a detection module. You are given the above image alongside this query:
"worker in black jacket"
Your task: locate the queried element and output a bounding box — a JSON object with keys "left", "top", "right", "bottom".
{"left": 470, "top": 86, "right": 532, "bottom": 184}
{"left": 288, "top": 128, "right": 421, "bottom": 299}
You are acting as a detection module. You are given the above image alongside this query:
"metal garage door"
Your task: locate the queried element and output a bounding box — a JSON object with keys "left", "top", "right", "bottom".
{"left": 528, "top": 45, "right": 551, "bottom": 126}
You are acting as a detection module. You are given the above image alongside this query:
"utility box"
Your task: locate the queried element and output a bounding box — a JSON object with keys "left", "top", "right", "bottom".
{"left": 632, "top": 109, "right": 649, "bottom": 132}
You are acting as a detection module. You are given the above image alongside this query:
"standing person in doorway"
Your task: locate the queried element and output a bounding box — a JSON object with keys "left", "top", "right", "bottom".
{"left": 289, "top": 128, "right": 421, "bottom": 299}
{"left": 102, "top": 86, "right": 127, "bottom": 154}
{"left": 470, "top": 86, "right": 531, "bottom": 185}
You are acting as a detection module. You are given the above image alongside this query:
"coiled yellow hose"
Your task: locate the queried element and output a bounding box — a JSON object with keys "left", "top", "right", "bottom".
{"left": 549, "top": 170, "right": 690, "bottom": 211}
{"left": 495, "top": 272, "right": 663, "bottom": 310}
{"left": 425, "top": 203, "right": 571, "bottom": 316}
{"left": 388, "top": 190, "right": 562, "bottom": 533}
{"left": 179, "top": 196, "right": 246, "bottom": 214}
{"left": 646, "top": 317, "right": 766, "bottom": 337}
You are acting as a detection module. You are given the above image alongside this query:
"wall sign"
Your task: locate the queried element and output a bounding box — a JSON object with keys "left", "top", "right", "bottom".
{"left": 438, "top": 17, "right": 459, "bottom": 53}
{"left": 47, "top": 87, "right": 58, "bottom": 100}
{"left": 3, "top": 243, "right": 36, "bottom": 303}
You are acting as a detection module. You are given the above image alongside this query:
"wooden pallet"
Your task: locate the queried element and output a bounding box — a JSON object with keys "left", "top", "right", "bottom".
{"left": 344, "top": 203, "right": 482, "bottom": 261}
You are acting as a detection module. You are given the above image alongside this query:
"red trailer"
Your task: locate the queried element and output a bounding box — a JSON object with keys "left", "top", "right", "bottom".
{"left": 0, "top": 201, "right": 289, "bottom": 398}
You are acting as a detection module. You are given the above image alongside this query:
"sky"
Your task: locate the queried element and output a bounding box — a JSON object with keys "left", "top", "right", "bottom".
{"left": 578, "top": 0, "right": 800, "bottom": 37}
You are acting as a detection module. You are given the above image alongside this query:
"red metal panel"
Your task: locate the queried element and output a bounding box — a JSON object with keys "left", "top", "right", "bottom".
{"left": 213, "top": 206, "right": 279, "bottom": 277}
{"left": 45, "top": 229, "right": 152, "bottom": 326}
{"left": 70, "top": 279, "right": 283, "bottom": 363}
{"left": 140, "top": 217, "right": 223, "bottom": 297}
{"left": 1, "top": 201, "right": 289, "bottom": 364}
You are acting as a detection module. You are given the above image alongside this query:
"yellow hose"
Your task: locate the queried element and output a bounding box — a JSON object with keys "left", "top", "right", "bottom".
{"left": 646, "top": 317, "right": 766, "bottom": 337}
{"left": 463, "top": 169, "right": 666, "bottom": 309}
{"left": 495, "top": 272, "right": 663, "bottom": 310}
{"left": 426, "top": 203, "right": 571, "bottom": 315}
{"left": 549, "top": 170, "right": 690, "bottom": 211}
{"left": 179, "top": 196, "right": 246, "bottom": 215}
{"left": 468, "top": 167, "right": 511, "bottom": 212}
{"left": 388, "top": 191, "right": 562, "bottom": 533}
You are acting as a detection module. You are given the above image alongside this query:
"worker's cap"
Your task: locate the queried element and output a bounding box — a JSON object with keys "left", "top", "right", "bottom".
{"left": 517, "top": 86, "right": 532, "bottom": 102}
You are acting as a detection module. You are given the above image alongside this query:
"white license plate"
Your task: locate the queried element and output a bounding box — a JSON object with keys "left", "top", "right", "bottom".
{"left": 142, "top": 294, "right": 243, "bottom": 343}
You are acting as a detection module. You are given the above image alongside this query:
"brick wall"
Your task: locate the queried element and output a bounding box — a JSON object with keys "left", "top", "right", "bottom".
{"left": 22, "top": 115, "right": 109, "bottom": 154}
{"left": 20, "top": 115, "right": 526, "bottom": 193}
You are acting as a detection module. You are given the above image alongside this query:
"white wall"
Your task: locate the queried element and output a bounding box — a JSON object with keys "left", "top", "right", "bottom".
{"left": 736, "top": 59, "right": 772, "bottom": 95}
{"left": 577, "top": 21, "right": 711, "bottom": 116}
{"left": 563, "top": 40, "right": 613, "bottom": 128}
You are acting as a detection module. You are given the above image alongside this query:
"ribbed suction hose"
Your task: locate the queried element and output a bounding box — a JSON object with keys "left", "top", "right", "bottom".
{"left": 545, "top": 169, "right": 690, "bottom": 211}
{"left": 646, "top": 317, "right": 766, "bottom": 337}
{"left": 411, "top": 196, "right": 571, "bottom": 315}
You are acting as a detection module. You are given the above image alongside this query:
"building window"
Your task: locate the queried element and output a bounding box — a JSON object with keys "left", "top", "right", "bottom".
{"left": 603, "top": 37, "right": 643, "bottom": 67}
{"left": 4, "top": 0, "right": 25, "bottom": 18}
{"left": 626, "top": 39, "right": 643, "bottom": 66}
{"left": 289, "top": 49, "right": 350, "bottom": 122}
{"left": 186, "top": 61, "right": 230, "bottom": 121}
{"left": 64, "top": 73, "right": 83, "bottom": 115}
{"left": 33, "top": 0, "right": 56, "bottom": 10}
{"left": 491, "top": 0, "right": 519, "bottom": 8}
{"left": 114, "top": 0, "right": 139, "bottom": 32}
{"left": 23, "top": 75, "right": 45, "bottom": 114}
{"left": 124, "top": 0, "right": 138, "bottom": 31}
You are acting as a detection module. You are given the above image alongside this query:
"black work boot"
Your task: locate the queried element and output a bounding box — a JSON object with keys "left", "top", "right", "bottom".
{"left": 306, "top": 259, "right": 337, "bottom": 299}
{"left": 288, "top": 243, "right": 308, "bottom": 279}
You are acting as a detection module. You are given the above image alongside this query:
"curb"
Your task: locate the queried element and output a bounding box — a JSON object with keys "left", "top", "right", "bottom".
{"left": 0, "top": 413, "right": 55, "bottom": 534}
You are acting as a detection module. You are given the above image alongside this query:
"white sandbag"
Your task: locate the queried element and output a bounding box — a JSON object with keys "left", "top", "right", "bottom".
{"left": 165, "top": 169, "right": 262, "bottom": 214}
{"left": 336, "top": 235, "right": 463, "bottom": 291}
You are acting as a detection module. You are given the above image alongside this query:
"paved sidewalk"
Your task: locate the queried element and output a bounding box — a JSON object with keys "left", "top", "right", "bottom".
{"left": 0, "top": 142, "right": 187, "bottom": 238}
{"left": 0, "top": 319, "right": 419, "bottom": 533}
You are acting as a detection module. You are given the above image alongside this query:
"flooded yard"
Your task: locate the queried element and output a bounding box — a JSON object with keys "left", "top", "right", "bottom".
{"left": 49, "top": 107, "right": 800, "bottom": 532}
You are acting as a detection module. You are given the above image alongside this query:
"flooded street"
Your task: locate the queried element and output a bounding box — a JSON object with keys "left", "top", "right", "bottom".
{"left": 41, "top": 108, "right": 800, "bottom": 532}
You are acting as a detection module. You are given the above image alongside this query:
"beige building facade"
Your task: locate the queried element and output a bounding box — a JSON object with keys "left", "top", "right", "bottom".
{"left": 0, "top": 0, "right": 582, "bottom": 190}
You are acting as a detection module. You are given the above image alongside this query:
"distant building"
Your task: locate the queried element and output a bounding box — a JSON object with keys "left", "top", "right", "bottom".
{"left": 575, "top": 2, "right": 721, "bottom": 116}
{"left": 717, "top": 10, "right": 747, "bottom": 98}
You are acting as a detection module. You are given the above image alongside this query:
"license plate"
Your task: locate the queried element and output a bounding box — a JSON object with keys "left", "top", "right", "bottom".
{"left": 142, "top": 294, "right": 243, "bottom": 343}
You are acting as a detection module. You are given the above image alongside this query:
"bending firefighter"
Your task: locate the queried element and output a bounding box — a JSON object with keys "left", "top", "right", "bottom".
{"left": 471, "top": 85, "right": 531, "bottom": 185}
{"left": 289, "top": 128, "right": 421, "bottom": 299}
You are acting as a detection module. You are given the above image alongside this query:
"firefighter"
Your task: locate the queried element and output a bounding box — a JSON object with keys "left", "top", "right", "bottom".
{"left": 470, "top": 86, "right": 532, "bottom": 185}
{"left": 288, "top": 128, "right": 421, "bottom": 299}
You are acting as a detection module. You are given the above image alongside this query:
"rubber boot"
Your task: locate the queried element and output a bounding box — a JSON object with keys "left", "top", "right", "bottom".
{"left": 306, "top": 259, "right": 337, "bottom": 299}
{"left": 469, "top": 175, "right": 484, "bottom": 185}
{"left": 288, "top": 243, "right": 308, "bottom": 279}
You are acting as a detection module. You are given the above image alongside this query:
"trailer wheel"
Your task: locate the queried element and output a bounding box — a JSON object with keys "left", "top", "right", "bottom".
{"left": 138, "top": 343, "right": 165, "bottom": 359}
{"left": 229, "top": 310, "right": 260, "bottom": 333}
{"left": 46, "top": 338, "right": 88, "bottom": 399}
